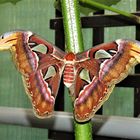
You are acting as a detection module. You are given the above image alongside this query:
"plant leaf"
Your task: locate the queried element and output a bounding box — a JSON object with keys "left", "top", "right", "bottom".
{"left": 80, "top": 0, "right": 121, "bottom": 15}
{"left": 54, "top": 0, "right": 61, "bottom": 12}
{"left": 54, "top": 0, "right": 121, "bottom": 15}
{"left": 0, "top": 0, "right": 21, "bottom": 5}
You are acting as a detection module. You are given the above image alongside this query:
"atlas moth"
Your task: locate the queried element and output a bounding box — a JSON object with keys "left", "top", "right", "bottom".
{"left": 0, "top": 30, "right": 140, "bottom": 122}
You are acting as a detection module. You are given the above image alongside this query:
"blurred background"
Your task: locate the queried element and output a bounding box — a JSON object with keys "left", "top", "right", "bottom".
{"left": 0, "top": 0, "right": 139, "bottom": 139}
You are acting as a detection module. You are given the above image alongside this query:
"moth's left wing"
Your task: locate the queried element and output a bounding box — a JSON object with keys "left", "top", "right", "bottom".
{"left": 73, "top": 39, "right": 140, "bottom": 122}
{"left": 0, "top": 31, "right": 65, "bottom": 118}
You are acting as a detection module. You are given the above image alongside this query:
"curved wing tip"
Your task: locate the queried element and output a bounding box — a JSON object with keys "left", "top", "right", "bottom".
{"left": 0, "top": 30, "right": 34, "bottom": 38}
{"left": 33, "top": 109, "right": 53, "bottom": 119}
{"left": 116, "top": 38, "right": 140, "bottom": 45}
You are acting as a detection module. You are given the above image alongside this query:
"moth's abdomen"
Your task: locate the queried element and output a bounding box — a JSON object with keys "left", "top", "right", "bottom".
{"left": 63, "top": 64, "right": 75, "bottom": 88}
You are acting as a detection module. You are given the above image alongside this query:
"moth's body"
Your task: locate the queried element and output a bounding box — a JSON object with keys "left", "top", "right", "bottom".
{"left": 54, "top": 52, "right": 89, "bottom": 88}
{"left": 63, "top": 52, "right": 76, "bottom": 88}
{"left": 0, "top": 31, "right": 140, "bottom": 122}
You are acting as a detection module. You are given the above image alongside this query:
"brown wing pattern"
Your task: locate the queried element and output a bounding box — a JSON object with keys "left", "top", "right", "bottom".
{"left": 1, "top": 31, "right": 140, "bottom": 122}
{"left": 73, "top": 39, "right": 140, "bottom": 122}
{"left": 0, "top": 31, "right": 65, "bottom": 118}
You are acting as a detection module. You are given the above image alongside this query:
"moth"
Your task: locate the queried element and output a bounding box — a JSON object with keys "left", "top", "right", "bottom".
{"left": 0, "top": 31, "right": 140, "bottom": 122}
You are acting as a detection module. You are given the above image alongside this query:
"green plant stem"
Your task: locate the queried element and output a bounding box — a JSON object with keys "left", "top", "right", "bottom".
{"left": 80, "top": 0, "right": 140, "bottom": 23}
{"left": 60, "top": 0, "right": 92, "bottom": 140}
{"left": 75, "top": 121, "right": 92, "bottom": 140}
{"left": 60, "top": 0, "right": 84, "bottom": 53}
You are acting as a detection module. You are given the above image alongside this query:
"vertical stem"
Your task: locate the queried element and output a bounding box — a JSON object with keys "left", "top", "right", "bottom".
{"left": 61, "top": 0, "right": 84, "bottom": 53}
{"left": 60, "top": 0, "right": 92, "bottom": 140}
{"left": 75, "top": 121, "right": 92, "bottom": 140}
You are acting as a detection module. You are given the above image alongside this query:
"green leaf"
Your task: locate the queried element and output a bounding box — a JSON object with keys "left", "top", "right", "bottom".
{"left": 54, "top": 0, "right": 121, "bottom": 15}
{"left": 0, "top": 0, "right": 21, "bottom": 5}
{"left": 92, "top": 0, "right": 121, "bottom": 6}
{"left": 54, "top": 0, "right": 61, "bottom": 11}
{"left": 80, "top": 0, "right": 140, "bottom": 23}
{"left": 80, "top": 0, "right": 121, "bottom": 15}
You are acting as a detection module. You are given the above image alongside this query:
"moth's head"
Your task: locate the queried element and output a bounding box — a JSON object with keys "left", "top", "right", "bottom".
{"left": 64, "top": 52, "right": 76, "bottom": 61}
